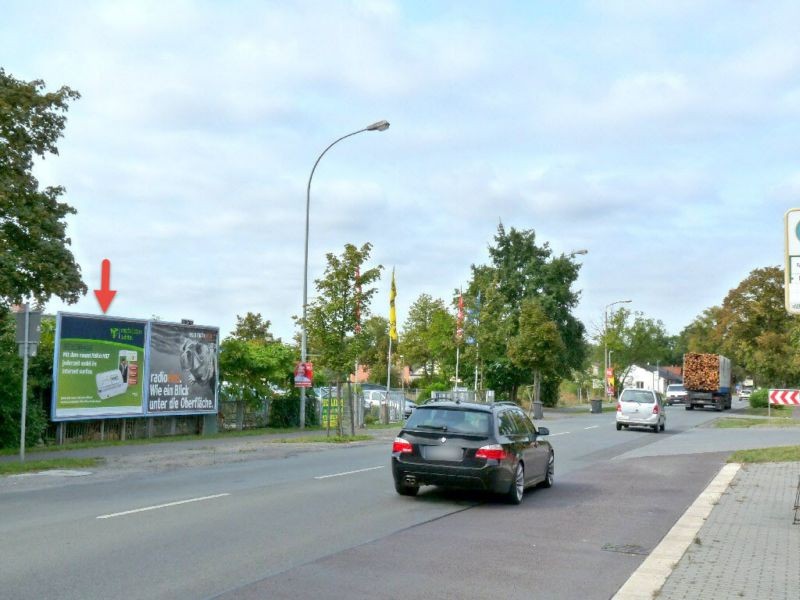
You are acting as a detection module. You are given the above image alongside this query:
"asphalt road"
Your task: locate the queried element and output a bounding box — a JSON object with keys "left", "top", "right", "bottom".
{"left": 0, "top": 397, "right": 789, "bottom": 600}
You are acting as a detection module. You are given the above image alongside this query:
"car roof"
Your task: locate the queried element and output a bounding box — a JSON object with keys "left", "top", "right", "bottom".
{"left": 417, "top": 400, "right": 518, "bottom": 413}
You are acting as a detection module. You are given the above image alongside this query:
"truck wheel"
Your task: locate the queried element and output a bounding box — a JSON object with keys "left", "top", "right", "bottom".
{"left": 685, "top": 404, "right": 694, "bottom": 411}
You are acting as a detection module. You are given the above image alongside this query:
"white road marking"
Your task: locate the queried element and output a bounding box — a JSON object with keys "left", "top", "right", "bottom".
{"left": 96, "top": 493, "right": 230, "bottom": 520}
{"left": 314, "top": 466, "right": 385, "bottom": 480}
{"left": 548, "top": 432, "right": 571, "bottom": 437}
{"left": 584, "top": 425, "right": 600, "bottom": 430}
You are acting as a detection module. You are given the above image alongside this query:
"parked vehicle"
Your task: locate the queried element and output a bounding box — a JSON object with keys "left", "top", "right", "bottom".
{"left": 665, "top": 384, "right": 687, "bottom": 405}
{"left": 391, "top": 401, "right": 553, "bottom": 504}
{"left": 683, "top": 353, "right": 732, "bottom": 411}
{"left": 616, "top": 388, "right": 666, "bottom": 432}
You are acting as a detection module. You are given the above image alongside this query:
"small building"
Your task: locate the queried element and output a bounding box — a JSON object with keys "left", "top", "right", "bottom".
{"left": 621, "top": 364, "right": 682, "bottom": 394}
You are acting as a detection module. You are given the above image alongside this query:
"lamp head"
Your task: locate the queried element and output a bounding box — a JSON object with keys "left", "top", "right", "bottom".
{"left": 366, "top": 120, "right": 390, "bottom": 131}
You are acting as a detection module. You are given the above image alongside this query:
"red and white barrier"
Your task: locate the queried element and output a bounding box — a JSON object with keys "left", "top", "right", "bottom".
{"left": 768, "top": 389, "right": 800, "bottom": 405}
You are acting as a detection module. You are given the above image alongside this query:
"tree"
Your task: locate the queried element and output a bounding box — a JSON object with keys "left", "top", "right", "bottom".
{"left": 400, "top": 294, "right": 455, "bottom": 382}
{"left": 508, "top": 298, "right": 565, "bottom": 408}
{"left": 601, "top": 308, "right": 673, "bottom": 391}
{"left": 304, "top": 243, "right": 381, "bottom": 433}
{"left": 218, "top": 313, "right": 296, "bottom": 428}
{"left": 1, "top": 69, "right": 86, "bottom": 309}
{"left": 358, "top": 315, "right": 401, "bottom": 386}
{"left": 466, "top": 224, "right": 587, "bottom": 402}
{"left": 716, "top": 266, "right": 800, "bottom": 387}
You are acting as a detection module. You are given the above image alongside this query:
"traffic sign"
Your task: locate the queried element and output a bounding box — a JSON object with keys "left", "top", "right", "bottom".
{"left": 784, "top": 209, "right": 800, "bottom": 314}
{"left": 768, "top": 389, "right": 800, "bottom": 405}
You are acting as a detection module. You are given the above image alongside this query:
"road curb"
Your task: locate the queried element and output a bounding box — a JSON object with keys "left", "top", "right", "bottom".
{"left": 611, "top": 462, "right": 741, "bottom": 600}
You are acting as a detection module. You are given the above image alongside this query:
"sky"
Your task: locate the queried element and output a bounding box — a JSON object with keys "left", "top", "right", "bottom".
{"left": 3, "top": 0, "right": 799, "bottom": 343}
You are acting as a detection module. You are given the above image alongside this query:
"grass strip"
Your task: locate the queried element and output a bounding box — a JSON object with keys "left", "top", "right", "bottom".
{"left": 728, "top": 445, "right": 800, "bottom": 463}
{"left": 0, "top": 457, "right": 103, "bottom": 476}
{"left": 714, "top": 417, "right": 800, "bottom": 429}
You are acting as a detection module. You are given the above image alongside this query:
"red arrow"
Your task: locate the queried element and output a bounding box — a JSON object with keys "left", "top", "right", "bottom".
{"left": 94, "top": 259, "right": 117, "bottom": 314}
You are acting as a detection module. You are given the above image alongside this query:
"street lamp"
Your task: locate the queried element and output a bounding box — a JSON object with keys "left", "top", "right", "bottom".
{"left": 300, "top": 120, "right": 390, "bottom": 428}
{"left": 604, "top": 299, "right": 631, "bottom": 400}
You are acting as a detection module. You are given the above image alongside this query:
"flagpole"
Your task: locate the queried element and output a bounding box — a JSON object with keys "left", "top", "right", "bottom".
{"left": 386, "top": 336, "right": 393, "bottom": 423}
{"left": 455, "top": 346, "right": 460, "bottom": 393}
{"left": 387, "top": 268, "right": 397, "bottom": 424}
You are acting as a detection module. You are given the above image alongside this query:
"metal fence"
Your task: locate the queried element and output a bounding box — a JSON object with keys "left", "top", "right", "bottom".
{"left": 46, "top": 415, "right": 206, "bottom": 444}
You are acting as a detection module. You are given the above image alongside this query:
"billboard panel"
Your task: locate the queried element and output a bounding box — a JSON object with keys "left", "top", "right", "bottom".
{"left": 52, "top": 313, "right": 147, "bottom": 420}
{"left": 146, "top": 322, "right": 219, "bottom": 415}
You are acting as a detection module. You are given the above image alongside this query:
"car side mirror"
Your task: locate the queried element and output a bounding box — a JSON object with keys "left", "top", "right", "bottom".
{"left": 538, "top": 427, "right": 550, "bottom": 436}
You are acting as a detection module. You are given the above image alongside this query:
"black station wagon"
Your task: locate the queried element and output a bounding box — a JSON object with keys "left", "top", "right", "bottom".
{"left": 391, "top": 401, "right": 554, "bottom": 504}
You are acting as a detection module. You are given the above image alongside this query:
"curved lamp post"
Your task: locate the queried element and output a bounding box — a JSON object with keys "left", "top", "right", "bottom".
{"left": 300, "top": 120, "right": 390, "bottom": 428}
{"left": 604, "top": 299, "right": 631, "bottom": 399}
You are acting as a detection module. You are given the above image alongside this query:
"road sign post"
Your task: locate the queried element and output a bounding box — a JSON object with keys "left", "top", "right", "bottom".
{"left": 15, "top": 304, "right": 41, "bottom": 462}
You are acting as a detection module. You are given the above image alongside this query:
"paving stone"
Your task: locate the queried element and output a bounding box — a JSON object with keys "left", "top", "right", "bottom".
{"left": 659, "top": 462, "right": 800, "bottom": 599}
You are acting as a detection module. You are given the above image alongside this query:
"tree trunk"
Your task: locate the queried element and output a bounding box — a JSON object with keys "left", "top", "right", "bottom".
{"left": 347, "top": 378, "right": 355, "bottom": 437}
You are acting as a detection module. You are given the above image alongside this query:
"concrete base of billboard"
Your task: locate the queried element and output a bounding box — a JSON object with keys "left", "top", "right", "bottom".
{"left": 202, "top": 414, "right": 218, "bottom": 435}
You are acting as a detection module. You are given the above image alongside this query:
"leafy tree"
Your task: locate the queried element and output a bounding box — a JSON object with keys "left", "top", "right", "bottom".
{"left": 218, "top": 313, "right": 298, "bottom": 427}
{"left": 358, "top": 315, "right": 401, "bottom": 386}
{"left": 304, "top": 243, "right": 381, "bottom": 432}
{"left": 400, "top": 293, "right": 455, "bottom": 382}
{"left": 717, "top": 266, "right": 800, "bottom": 387}
{"left": 602, "top": 308, "right": 673, "bottom": 391}
{"left": 1, "top": 69, "right": 86, "bottom": 309}
{"left": 466, "top": 225, "right": 586, "bottom": 402}
{"left": 508, "top": 298, "right": 565, "bottom": 408}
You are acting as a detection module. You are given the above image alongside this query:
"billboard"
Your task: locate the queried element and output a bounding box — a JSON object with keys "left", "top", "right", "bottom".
{"left": 52, "top": 313, "right": 219, "bottom": 420}
{"left": 146, "top": 322, "right": 219, "bottom": 415}
{"left": 52, "top": 314, "right": 146, "bottom": 420}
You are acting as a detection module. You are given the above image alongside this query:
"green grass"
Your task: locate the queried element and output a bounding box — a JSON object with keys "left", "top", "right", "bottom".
{"left": 728, "top": 445, "right": 800, "bottom": 463}
{"left": 0, "top": 426, "right": 327, "bottom": 456}
{"left": 713, "top": 417, "right": 800, "bottom": 429}
{"left": 743, "top": 406, "right": 792, "bottom": 417}
{"left": 0, "top": 457, "right": 103, "bottom": 476}
{"left": 274, "top": 435, "right": 373, "bottom": 444}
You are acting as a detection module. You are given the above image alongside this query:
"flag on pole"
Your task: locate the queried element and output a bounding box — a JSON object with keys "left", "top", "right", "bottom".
{"left": 456, "top": 289, "right": 464, "bottom": 341}
{"left": 389, "top": 269, "right": 398, "bottom": 342}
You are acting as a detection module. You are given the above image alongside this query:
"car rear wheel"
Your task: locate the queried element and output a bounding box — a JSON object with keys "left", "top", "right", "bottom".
{"left": 541, "top": 452, "right": 554, "bottom": 488}
{"left": 652, "top": 425, "right": 659, "bottom": 433}
{"left": 394, "top": 478, "right": 419, "bottom": 497}
{"left": 660, "top": 422, "right": 665, "bottom": 432}
{"left": 616, "top": 423, "right": 622, "bottom": 431}
{"left": 506, "top": 463, "right": 524, "bottom": 505}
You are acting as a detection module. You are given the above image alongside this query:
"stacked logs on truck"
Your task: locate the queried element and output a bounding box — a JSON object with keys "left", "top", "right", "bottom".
{"left": 684, "top": 353, "right": 720, "bottom": 391}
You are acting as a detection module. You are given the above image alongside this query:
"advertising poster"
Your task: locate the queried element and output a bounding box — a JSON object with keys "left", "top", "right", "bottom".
{"left": 294, "top": 361, "right": 313, "bottom": 387}
{"left": 52, "top": 314, "right": 146, "bottom": 420}
{"left": 146, "top": 322, "right": 219, "bottom": 415}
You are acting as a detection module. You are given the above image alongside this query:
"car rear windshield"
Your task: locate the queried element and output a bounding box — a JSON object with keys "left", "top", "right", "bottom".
{"left": 667, "top": 385, "right": 685, "bottom": 392}
{"left": 620, "top": 390, "right": 656, "bottom": 404}
{"left": 405, "top": 407, "right": 491, "bottom": 435}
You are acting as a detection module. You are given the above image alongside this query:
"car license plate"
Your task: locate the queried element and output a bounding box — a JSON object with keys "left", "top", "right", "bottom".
{"left": 424, "top": 445, "right": 462, "bottom": 461}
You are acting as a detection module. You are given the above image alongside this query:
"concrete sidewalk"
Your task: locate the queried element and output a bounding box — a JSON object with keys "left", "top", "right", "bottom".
{"left": 616, "top": 461, "right": 800, "bottom": 599}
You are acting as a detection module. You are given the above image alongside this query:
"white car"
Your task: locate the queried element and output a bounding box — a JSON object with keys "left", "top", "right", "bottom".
{"left": 616, "top": 388, "right": 666, "bottom": 433}
{"left": 665, "top": 384, "right": 687, "bottom": 405}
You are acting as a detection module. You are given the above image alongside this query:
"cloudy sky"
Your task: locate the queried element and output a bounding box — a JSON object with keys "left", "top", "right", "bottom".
{"left": 3, "top": 0, "right": 798, "bottom": 342}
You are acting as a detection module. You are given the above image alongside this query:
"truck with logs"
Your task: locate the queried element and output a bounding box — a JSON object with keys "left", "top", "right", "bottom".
{"left": 683, "top": 352, "right": 732, "bottom": 411}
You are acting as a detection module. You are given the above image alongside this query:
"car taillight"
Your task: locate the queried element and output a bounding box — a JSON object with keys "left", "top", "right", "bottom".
{"left": 475, "top": 444, "right": 508, "bottom": 461}
{"left": 616, "top": 402, "right": 621, "bottom": 412}
{"left": 652, "top": 404, "right": 660, "bottom": 414}
{"left": 392, "top": 438, "right": 413, "bottom": 454}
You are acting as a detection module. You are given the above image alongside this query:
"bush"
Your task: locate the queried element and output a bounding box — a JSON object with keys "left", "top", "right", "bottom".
{"left": 748, "top": 389, "right": 768, "bottom": 408}
{"left": 269, "top": 392, "right": 319, "bottom": 428}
